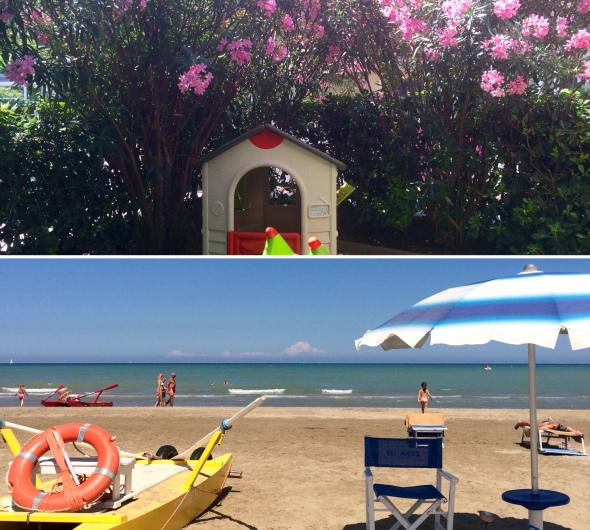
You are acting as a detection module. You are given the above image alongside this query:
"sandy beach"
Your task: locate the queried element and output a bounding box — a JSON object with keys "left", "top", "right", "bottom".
{"left": 1, "top": 406, "right": 589, "bottom": 530}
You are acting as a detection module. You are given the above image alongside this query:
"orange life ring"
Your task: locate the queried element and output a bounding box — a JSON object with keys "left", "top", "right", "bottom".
{"left": 8, "top": 422, "right": 119, "bottom": 512}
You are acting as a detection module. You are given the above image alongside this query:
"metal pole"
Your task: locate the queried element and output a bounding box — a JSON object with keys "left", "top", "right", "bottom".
{"left": 528, "top": 343, "right": 539, "bottom": 493}
{"left": 528, "top": 343, "right": 543, "bottom": 530}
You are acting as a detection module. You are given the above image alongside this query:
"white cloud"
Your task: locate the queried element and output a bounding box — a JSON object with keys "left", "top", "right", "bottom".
{"left": 166, "top": 350, "right": 197, "bottom": 358}
{"left": 283, "top": 341, "right": 325, "bottom": 355}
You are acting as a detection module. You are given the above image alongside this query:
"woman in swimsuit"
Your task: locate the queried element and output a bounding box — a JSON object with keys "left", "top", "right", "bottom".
{"left": 15, "top": 384, "right": 28, "bottom": 407}
{"left": 155, "top": 373, "right": 166, "bottom": 406}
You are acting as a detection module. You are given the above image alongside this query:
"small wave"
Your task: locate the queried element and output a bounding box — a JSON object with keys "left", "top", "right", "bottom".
{"left": 228, "top": 388, "right": 285, "bottom": 395}
{"left": 1, "top": 387, "right": 67, "bottom": 394}
{"left": 321, "top": 389, "right": 353, "bottom": 395}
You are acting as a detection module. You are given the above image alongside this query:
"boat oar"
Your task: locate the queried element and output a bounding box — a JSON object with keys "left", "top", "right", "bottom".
{"left": 73, "top": 383, "right": 119, "bottom": 401}
{"left": 43, "top": 385, "right": 64, "bottom": 401}
{"left": 0, "top": 419, "right": 145, "bottom": 460}
{"left": 173, "top": 395, "right": 266, "bottom": 460}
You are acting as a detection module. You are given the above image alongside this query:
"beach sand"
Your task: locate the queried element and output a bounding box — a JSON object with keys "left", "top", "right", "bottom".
{"left": 1, "top": 406, "right": 589, "bottom": 530}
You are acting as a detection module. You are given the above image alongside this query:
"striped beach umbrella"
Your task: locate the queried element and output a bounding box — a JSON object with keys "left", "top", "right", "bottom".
{"left": 355, "top": 264, "right": 590, "bottom": 530}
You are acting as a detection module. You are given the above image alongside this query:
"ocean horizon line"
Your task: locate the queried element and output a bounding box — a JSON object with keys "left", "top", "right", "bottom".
{"left": 4, "top": 361, "right": 590, "bottom": 365}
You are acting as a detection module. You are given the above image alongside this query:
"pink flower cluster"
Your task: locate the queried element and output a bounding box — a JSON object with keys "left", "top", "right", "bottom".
{"left": 257, "top": 0, "right": 276, "bottom": 17}
{"left": 579, "top": 61, "right": 590, "bottom": 80}
{"left": 385, "top": 4, "right": 428, "bottom": 42}
{"left": 482, "top": 70, "right": 527, "bottom": 96}
{"left": 521, "top": 15, "right": 549, "bottom": 39}
{"left": 218, "top": 39, "right": 253, "bottom": 67}
{"left": 178, "top": 63, "right": 213, "bottom": 95}
{"left": 565, "top": 29, "right": 590, "bottom": 51}
{"left": 0, "top": 0, "right": 13, "bottom": 23}
{"left": 481, "top": 69, "right": 504, "bottom": 96}
{"left": 506, "top": 75, "right": 527, "bottom": 95}
{"left": 281, "top": 14, "right": 295, "bottom": 32}
{"left": 493, "top": 0, "right": 520, "bottom": 19}
{"left": 483, "top": 34, "right": 511, "bottom": 59}
{"left": 266, "top": 38, "right": 288, "bottom": 62}
{"left": 441, "top": 0, "right": 472, "bottom": 21}
{"left": 302, "top": 0, "right": 320, "bottom": 22}
{"left": 438, "top": 23, "right": 460, "bottom": 47}
{"left": 578, "top": 0, "right": 590, "bottom": 13}
{"left": 556, "top": 17, "right": 569, "bottom": 38}
{"left": 114, "top": 0, "right": 146, "bottom": 17}
{"left": 5, "top": 55, "right": 36, "bottom": 87}
{"left": 425, "top": 47, "right": 441, "bottom": 61}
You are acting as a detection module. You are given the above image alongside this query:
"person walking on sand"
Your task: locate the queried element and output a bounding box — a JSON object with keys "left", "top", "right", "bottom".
{"left": 165, "top": 373, "right": 177, "bottom": 406}
{"left": 15, "top": 384, "right": 28, "bottom": 407}
{"left": 155, "top": 373, "right": 166, "bottom": 406}
{"left": 418, "top": 381, "right": 433, "bottom": 413}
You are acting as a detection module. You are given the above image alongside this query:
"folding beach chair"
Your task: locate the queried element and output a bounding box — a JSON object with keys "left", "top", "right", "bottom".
{"left": 405, "top": 414, "right": 447, "bottom": 447}
{"left": 365, "top": 437, "right": 458, "bottom": 530}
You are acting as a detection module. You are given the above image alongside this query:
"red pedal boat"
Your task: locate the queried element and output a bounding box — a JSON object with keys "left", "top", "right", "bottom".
{"left": 40, "top": 384, "right": 118, "bottom": 407}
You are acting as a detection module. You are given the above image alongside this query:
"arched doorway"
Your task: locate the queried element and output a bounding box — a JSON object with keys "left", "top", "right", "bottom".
{"left": 233, "top": 166, "right": 301, "bottom": 235}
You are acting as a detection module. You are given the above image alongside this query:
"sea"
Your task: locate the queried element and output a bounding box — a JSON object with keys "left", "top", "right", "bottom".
{"left": 1, "top": 363, "right": 588, "bottom": 410}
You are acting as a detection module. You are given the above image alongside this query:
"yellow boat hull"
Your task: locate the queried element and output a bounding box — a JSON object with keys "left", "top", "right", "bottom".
{"left": 0, "top": 453, "right": 233, "bottom": 530}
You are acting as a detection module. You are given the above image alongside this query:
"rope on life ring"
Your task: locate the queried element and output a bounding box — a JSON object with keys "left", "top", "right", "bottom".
{"left": 7, "top": 422, "right": 119, "bottom": 512}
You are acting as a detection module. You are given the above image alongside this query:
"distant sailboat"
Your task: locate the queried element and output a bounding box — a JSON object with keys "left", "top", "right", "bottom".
{"left": 9, "top": 359, "right": 13, "bottom": 364}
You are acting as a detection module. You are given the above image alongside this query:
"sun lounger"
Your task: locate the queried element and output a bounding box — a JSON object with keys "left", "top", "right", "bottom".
{"left": 517, "top": 425, "right": 587, "bottom": 456}
{"left": 539, "top": 429, "right": 586, "bottom": 456}
{"left": 405, "top": 413, "right": 447, "bottom": 447}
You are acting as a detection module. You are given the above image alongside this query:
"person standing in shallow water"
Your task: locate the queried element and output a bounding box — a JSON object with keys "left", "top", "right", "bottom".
{"left": 418, "top": 381, "right": 433, "bottom": 413}
{"left": 15, "top": 384, "right": 28, "bottom": 407}
{"left": 165, "top": 373, "right": 177, "bottom": 406}
{"left": 155, "top": 373, "right": 166, "bottom": 406}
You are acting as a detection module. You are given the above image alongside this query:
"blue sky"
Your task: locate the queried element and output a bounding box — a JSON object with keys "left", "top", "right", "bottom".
{"left": 1, "top": 257, "right": 590, "bottom": 364}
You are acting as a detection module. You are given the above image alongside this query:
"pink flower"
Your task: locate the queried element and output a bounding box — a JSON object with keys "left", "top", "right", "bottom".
{"left": 281, "top": 14, "right": 295, "bottom": 32}
{"left": 510, "top": 39, "right": 532, "bottom": 54}
{"left": 257, "top": 0, "right": 276, "bottom": 17}
{"left": 140, "top": 0, "right": 147, "bottom": 7}
{"left": 578, "top": 0, "right": 590, "bottom": 13}
{"left": 218, "top": 38, "right": 228, "bottom": 51}
{"left": 493, "top": 0, "right": 520, "bottom": 19}
{"left": 556, "top": 17, "right": 569, "bottom": 38}
{"left": 442, "top": 0, "right": 473, "bottom": 21}
{"left": 481, "top": 69, "right": 505, "bottom": 96}
{"left": 484, "top": 35, "right": 511, "bottom": 59}
{"left": 227, "top": 39, "right": 252, "bottom": 66}
{"left": 178, "top": 63, "right": 213, "bottom": 95}
{"left": 0, "top": 11, "right": 13, "bottom": 22}
{"left": 506, "top": 75, "right": 527, "bottom": 95}
{"left": 425, "top": 47, "right": 441, "bottom": 61}
{"left": 565, "top": 29, "right": 590, "bottom": 51}
{"left": 578, "top": 61, "right": 590, "bottom": 80}
{"left": 521, "top": 15, "right": 549, "bottom": 39}
{"left": 5, "top": 55, "right": 36, "bottom": 87}
{"left": 438, "top": 23, "right": 460, "bottom": 47}
{"left": 314, "top": 24, "right": 324, "bottom": 39}
{"left": 35, "top": 30, "right": 49, "bottom": 43}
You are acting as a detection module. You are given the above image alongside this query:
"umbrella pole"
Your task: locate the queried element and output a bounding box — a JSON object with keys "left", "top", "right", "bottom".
{"left": 528, "top": 343, "right": 543, "bottom": 530}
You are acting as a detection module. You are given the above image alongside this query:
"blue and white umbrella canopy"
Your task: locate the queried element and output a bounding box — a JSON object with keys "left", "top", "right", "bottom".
{"left": 355, "top": 268, "right": 590, "bottom": 352}
{"left": 355, "top": 265, "right": 590, "bottom": 529}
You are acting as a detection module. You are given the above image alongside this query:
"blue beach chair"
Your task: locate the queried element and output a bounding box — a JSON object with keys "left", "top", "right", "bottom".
{"left": 364, "top": 437, "right": 458, "bottom": 530}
